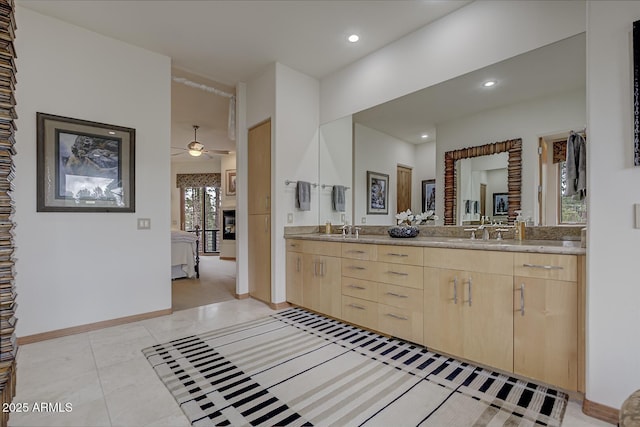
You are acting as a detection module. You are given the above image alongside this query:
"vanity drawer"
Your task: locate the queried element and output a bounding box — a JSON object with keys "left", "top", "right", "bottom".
{"left": 514, "top": 253, "right": 577, "bottom": 281}
{"left": 377, "top": 283, "right": 423, "bottom": 311}
{"left": 342, "top": 243, "right": 377, "bottom": 260}
{"left": 342, "top": 296, "right": 378, "bottom": 330}
{"left": 342, "top": 278, "right": 378, "bottom": 302}
{"left": 377, "top": 244, "right": 423, "bottom": 266}
{"left": 423, "top": 248, "right": 513, "bottom": 276}
{"left": 303, "top": 240, "right": 342, "bottom": 256}
{"left": 286, "top": 239, "right": 304, "bottom": 252}
{"left": 342, "top": 259, "right": 378, "bottom": 281}
{"left": 377, "top": 262, "right": 423, "bottom": 289}
{"left": 378, "top": 304, "right": 424, "bottom": 344}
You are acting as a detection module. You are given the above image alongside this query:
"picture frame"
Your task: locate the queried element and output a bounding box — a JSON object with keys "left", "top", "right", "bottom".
{"left": 366, "top": 170, "right": 389, "bottom": 214}
{"left": 36, "top": 112, "right": 135, "bottom": 212}
{"left": 226, "top": 169, "right": 236, "bottom": 196}
{"left": 421, "top": 179, "right": 435, "bottom": 212}
{"left": 493, "top": 192, "right": 509, "bottom": 216}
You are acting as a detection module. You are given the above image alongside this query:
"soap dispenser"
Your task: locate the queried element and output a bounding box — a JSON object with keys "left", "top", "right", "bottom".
{"left": 514, "top": 210, "right": 525, "bottom": 241}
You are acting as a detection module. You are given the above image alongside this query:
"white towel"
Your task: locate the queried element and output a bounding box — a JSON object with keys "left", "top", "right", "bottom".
{"left": 296, "top": 181, "right": 311, "bottom": 211}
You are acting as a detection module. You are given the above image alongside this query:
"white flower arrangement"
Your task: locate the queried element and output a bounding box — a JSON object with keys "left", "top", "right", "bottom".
{"left": 395, "top": 209, "right": 438, "bottom": 226}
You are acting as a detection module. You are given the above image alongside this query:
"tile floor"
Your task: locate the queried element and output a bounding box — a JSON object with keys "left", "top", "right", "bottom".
{"left": 8, "top": 299, "right": 613, "bottom": 426}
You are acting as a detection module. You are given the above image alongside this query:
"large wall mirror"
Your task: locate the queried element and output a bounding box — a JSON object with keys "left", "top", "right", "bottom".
{"left": 318, "top": 32, "right": 585, "bottom": 227}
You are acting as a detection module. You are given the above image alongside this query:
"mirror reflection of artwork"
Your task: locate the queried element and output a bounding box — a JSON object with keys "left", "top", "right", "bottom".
{"left": 367, "top": 171, "right": 389, "bottom": 214}
{"left": 56, "top": 131, "right": 122, "bottom": 204}
{"left": 422, "top": 179, "right": 435, "bottom": 212}
{"left": 493, "top": 193, "right": 508, "bottom": 216}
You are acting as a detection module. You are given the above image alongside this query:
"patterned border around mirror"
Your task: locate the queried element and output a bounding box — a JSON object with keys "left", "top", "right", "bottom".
{"left": 444, "top": 139, "right": 522, "bottom": 225}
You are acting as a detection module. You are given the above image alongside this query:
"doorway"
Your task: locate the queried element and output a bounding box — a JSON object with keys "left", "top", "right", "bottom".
{"left": 181, "top": 185, "right": 221, "bottom": 253}
{"left": 397, "top": 165, "right": 412, "bottom": 214}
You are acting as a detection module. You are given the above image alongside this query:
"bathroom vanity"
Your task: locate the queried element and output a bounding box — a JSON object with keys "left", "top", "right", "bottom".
{"left": 285, "top": 233, "right": 585, "bottom": 393}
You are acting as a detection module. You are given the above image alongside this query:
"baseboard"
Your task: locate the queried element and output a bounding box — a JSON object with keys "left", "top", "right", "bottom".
{"left": 17, "top": 308, "right": 172, "bottom": 345}
{"left": 220, "top": 257, "right": 236, "bottom": 261}
{"left": 235, "top": 292, "right": 250, "bottom": 299}
{"left": 582, "top": 398, "right": 619, "bottom": 424}
{"left": 269, "top": 301, "right": 291, "bottom": 310}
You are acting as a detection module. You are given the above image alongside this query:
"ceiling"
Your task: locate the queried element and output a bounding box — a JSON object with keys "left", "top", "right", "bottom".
{"left": 16, "top": 0, "right": 471, "bottom": 162}
{"left": 353, "top": 33, "right": 586, "bottom": 144}
{"left": 16, "top": 0, "right": 471, "bottom": 86}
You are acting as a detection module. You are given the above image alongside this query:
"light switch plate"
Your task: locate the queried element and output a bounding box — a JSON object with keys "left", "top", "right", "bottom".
{"left": 137, "top": 218, "right": 151, "bottom": 230}
{"left": 361, "top": 217, "right": 367, "bottom": 224}
{"left": 341, "top": 213, "right": 345, "bottom": 223}
{"left": 287, "top": 213, "right": 293, "bottom": 224}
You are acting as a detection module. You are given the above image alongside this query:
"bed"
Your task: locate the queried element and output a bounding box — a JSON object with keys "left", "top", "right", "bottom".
{"left": 171, "top": 229, "right": 200, "bottom": 279}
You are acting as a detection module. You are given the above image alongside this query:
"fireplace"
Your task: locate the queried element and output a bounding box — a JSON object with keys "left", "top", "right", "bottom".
{"left": 222, "top": 209, "right": 235, "bottom": 240}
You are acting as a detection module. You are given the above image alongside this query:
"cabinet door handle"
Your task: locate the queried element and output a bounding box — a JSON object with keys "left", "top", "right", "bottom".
{"left": 346, "top": 250, "right": 366, "bottom": 254}
{"left": 264, "top": 216, "right": 269, "bottom": 233}
{"left": 520, "top": 283, "right": 525, "bottom": 316}
{"left": 522, "top": 263, "right": 563, "bottom": 270}
{"left": 348, "top": 266, "right": 366, "bottom": 270}
{"left": 348, "top": 284, "right": 366, "bottom": 290}
{"left": 453, "top": 277, "right": 458, "bottom": 304}
{"left": 387, "top": 271, "right": 409, "bottom": 276}
{"left": 465, "top": 277, "right": 472, "bottom": 307}
{"left": 296, "top": 257, "right": 301, "bottom": 272}
{"left": 386, "top": 292, "right": 408, "bottom": 299}
{"left": 387, "top": 253, "right": 408, "bottom": 257}
{"left": 321, "top": 261, "right": 325, "bottom": 277}
{"left": 265, "top": 195, "right": 270, "bottom": 210}
{"left": 385, "top": 313, "right": 409, "bottom": 321}
{"left": 349, "top": 303, "right": 366, "bottom": 310}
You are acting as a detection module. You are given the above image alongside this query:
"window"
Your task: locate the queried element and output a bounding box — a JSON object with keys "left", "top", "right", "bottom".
{"left": 558, "top": 161, "right": 586, "bottom": 224}
{"left": 182, "top": 186, "right": 221, "bottom": 253}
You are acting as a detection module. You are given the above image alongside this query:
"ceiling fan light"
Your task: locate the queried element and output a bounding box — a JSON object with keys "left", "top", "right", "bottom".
{"left": 188, "top": 149, "right": 202, "bottom": 157}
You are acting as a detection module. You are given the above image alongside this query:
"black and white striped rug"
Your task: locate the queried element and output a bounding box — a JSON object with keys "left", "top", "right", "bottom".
{"left": 143, "top": 307, "right": 567, "bottom": 426}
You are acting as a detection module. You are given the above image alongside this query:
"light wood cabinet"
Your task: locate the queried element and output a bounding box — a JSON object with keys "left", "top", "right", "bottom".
{"left": 302, "top": 253, "right": 342, "bottom": 318}
{"left": 286, "top": 249, "right": 303, "bottom": 306}
{"left": 342, "top": 295, "right": 378, "bottom": 331}
{"left": 424, "top": 266, "right": 513, "bottom": 372}
{"left": 248, "top": 214, "right": 270, "bottom": 303}
{"left": 513, "top": 253, "right": 579, "bottom": 390}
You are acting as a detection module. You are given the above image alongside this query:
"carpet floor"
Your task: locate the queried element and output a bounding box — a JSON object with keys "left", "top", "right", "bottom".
{"left": 143, "top": 307, "right": 568, "bottom": 427}
{"left": 172, "top": 256, "right": 237, "bottom": 311}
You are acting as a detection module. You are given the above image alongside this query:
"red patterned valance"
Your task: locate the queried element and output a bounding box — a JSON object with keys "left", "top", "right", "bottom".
{"left": 176, "top": 173, "right": 221, "bottom": 188}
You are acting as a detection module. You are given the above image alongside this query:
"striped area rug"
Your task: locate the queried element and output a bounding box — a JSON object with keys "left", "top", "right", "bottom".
{"left": 143, "top": 307, "right": 568, "bottom": 426}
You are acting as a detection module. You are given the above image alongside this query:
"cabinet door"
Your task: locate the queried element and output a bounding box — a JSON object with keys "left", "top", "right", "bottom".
{"left": 462, "top": 272, "right": 514, "bottom": 373}
{"left": 248, "top": 214, "right": 270, "bottom": 303}
{"left": 302, "top": 254, "right": 320, "bottom": 312}
{"left": 248, "top": 120, "right": 271, "bottom": 215}
{"left": 303, "top": 254, "right": 341, "bottom": 317}
{"left": 286, "top": 251, "right": 303, "bottom": 306}
{"left": 514, "top": 276, "right": 577, "bottom": 390}
{"left": 423, "top": 267, "right": 463, "bottom": 356}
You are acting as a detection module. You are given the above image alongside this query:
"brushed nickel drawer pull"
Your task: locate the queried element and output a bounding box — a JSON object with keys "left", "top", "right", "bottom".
{"left": 386, "top": 292, "right": 408, "bottom": 298}
{"left": 348, "top": 266, "right": 366, "bottom": 270}
{"left": 386, "top": 313, "right": 409, "bottom": 320}
{"left": 296, "top": 257, "right": 301, "bottom": 272}
{"left": 453, "top": 277, "right": 458, "bottom": 304}
{"left": 387, "top": 271, "right": 409, "bottom": 276}
{"left": 349, "top": 303, "right": 366, "bottom": 310}
{"left": 465, "top": 277, "right": 472, "bottom": 307}
{"left": 387, "top": 253, "right": 409, "bottom": 257}
{"left": 522, "top": 263, "right": 564, "bottom": 270}
{"left": 346, "top": 250, "right": 366, "bottom": 254}
{"left": 520, "top": 283, "right": 525, "bottom": 316}
{"left": 348, "top": 284, "right": 366, "bottom": 290}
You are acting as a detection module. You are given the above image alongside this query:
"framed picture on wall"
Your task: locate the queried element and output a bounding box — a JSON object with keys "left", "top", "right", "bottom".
{"left": 226, "top": 169, "right": 236, "bottom": 196}
{"left": 366, "top": 170, "right": 389, "bottom": 214}
{"left": 493, "top": 192, "right": 508, "bottom": 216}
{"left": 36, "top": 112, "right": 135, "bottom": 212}
{"left": 421, "top": 179, "right": 435, "bottom": 212}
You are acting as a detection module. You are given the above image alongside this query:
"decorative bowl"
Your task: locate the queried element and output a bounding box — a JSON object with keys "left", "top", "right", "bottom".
{"left": 388, "top": 225, "right": 419, "bottom": 238}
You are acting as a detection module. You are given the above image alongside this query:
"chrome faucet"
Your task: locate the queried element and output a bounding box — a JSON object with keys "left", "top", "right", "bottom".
{"left": 341, "top": 223, "right": 353, "bottom": 238}
{"left": 477, "top": 224, "right": 490, "bottom": 241}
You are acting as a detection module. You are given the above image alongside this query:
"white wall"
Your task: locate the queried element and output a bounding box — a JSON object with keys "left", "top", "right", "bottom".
{"left": 585, "top": 0, "right": 640, "bottom": 409}
{"left": 170, "top": 159, "right": 221, "bottom": 229}
{"left": 14, "top": 7, "right": 171, "bottom": 336}
{"left": 435, "top": 89, "right": 586, "bottom": 224}
{"left": 319, "top": 116, "right": 352, "bottom": 226}
{"left": 354, "top": 124, "right": 417, "bottom": 225}
{"left": 320, "top": 1, "right": 586, "bottom": 124}
{"left": 273, "top": 63, "right": 320, "bottom": 303}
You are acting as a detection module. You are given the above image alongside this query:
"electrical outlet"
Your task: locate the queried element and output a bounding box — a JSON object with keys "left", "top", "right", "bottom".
{"left": 341, "top": 213, "right": 345, "bottom": 223}
{"left": 137, "top": 218, "right": 151, "bottom": 230}
{"left": 287, "top": 213, "right": 293, "bottom": 224}
{"left": 361, "top": 217, "right": 366, "bottom": 224}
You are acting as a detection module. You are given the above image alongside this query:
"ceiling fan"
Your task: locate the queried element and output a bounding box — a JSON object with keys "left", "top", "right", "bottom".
{"left": 171, "top": 125, "right": 230, "bottom": 158}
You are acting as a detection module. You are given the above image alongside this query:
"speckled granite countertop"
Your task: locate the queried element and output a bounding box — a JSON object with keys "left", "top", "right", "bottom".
{"left": 284, "top": 233, "right": 586, "bottom": 255}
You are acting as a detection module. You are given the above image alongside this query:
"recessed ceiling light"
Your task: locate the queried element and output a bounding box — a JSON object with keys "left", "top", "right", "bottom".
{"left": 421, "top": 134, "right": 429, "bottom": 139}
{"left": 108, "top": 131, "right": 116, "bottom": 135}
{"left": 483, "top": 80, "right": 497, "bottom": 88}
{"left": 348, "top": 34, "right": 359, "bottom": 43}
